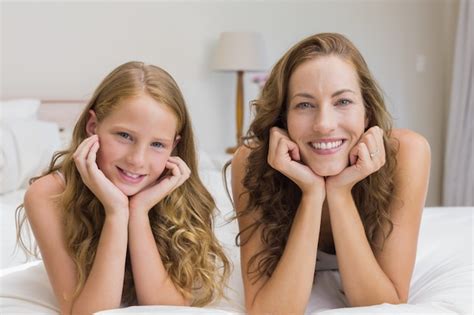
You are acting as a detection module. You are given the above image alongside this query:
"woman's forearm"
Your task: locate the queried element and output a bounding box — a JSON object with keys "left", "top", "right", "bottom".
{"left": 327, "top": 190, "right": 402, "bottom": 306}
{"left": 71, "top": 213, "right": 129, "bottom": 314}
{"left": 128, "top": 213, "right": 188, "bottom": 306}
{"left": 249, "top": 194, "right": 323, "bottom": 315}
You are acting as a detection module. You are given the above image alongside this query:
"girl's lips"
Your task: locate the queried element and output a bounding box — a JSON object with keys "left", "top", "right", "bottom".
{"left": 116, "top": 166, "right": 146, "bottom": 184}
{"left": 308, "top": 139, "right": 346, "bottom": 155}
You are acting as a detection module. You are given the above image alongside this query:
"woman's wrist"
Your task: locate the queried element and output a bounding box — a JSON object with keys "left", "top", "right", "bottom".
{"left": 300, "top": 190, "right": 325, "bottom": 209}
{"left": 326, "top": 186, "right": 353, "bottom": 208}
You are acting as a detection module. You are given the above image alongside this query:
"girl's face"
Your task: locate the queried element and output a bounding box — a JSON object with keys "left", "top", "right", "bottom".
{"left": 286, "top": 55, "right": 367, "bottom": 176}
{"left": 87, "top": 93, "right": 179, "bottom": 196}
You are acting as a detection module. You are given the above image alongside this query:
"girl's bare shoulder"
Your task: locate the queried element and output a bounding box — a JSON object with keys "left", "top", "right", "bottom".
{"left": 24, "top": 173, "right": 65, "bottom": 215}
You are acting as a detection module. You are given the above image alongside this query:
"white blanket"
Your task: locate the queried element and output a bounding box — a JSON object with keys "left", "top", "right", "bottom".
{"left": 1, "top": 166, "right": 472, "bottom": 314}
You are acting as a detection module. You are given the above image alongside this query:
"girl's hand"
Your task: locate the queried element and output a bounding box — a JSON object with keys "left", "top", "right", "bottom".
{"left": 129, "top": 156, "right": 191, "bottom": 215}
{"left": 73, "top": 135, "right": 129, "bottom": 217}
{"left": 268, "top": 127, "right": 325, "bottom": 197}
{"left": 326, "top": 126, "right": 386, "bottom": 193}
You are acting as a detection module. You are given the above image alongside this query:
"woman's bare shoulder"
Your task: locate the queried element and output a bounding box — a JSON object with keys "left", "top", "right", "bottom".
{"left": 390, "top": 128, "right": 431, "bottom": 158}
{"left": 389, "top": 128, "right": 431, "bottom": 180}
{"left": 232, "top": 145, "right": 252, "bottom": 168}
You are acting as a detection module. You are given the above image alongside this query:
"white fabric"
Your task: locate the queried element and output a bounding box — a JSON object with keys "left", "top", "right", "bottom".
{"left": 0, "top": 119, "right": 61, "bottom": 193}
{"left": 0, "top": 189, "right": 39, "bottom": 269}
{"left": 443, "top": 0, "right": 474, "bottom": 206}
{"left": 1, "top": 159, "right": 472, "bottom": 314}
{"left": 0, "top": 99, "right": 40, "bottom": 121}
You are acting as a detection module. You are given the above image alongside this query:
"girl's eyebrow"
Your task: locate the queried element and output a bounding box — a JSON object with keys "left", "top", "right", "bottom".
{"left": 113, "top": 126, "right": 174, "bottom": 143}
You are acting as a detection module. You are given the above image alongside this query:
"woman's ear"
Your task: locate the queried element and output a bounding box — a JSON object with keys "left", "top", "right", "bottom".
{"left": 86, "top": 110, "right": 98, "bottom": 136}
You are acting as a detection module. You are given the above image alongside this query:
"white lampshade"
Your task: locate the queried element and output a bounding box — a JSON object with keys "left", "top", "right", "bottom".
{"left": 213, "top": 32, "right": 266, "bottom": 72}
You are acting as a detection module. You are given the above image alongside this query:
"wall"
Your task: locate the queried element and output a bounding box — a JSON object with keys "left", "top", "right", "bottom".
{"left": 1, "top": 0, "right": 459, "bottom": 206}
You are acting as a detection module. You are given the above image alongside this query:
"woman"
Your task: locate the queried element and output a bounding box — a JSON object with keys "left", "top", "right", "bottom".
{"left": 230, "top": 33, "right": 430, "bottom": 314}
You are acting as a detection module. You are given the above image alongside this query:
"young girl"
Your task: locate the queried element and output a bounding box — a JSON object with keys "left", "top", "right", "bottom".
{"left": 230, "top": 33, "right": 431, "bottom": 313}
{"left": 16, "top": 61, "right": 230, "bottom": 314}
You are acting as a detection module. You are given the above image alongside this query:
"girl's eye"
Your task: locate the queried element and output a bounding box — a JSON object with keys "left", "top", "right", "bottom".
{"left": 117, "top": 132, "right": 132, "bottom": 140}
{"left": 337, "top": 98, "right": 353, "bottom": 106}
{"left": 295, "top": 102, "right": 314, "bottom": 109}
{"left": 151, "top": 142, "right": 164, "bottom": 149}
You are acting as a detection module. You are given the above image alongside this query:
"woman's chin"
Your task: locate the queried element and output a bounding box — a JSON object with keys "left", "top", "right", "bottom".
{"left": 309, "top": 164, "right": 346, "bottom": 177}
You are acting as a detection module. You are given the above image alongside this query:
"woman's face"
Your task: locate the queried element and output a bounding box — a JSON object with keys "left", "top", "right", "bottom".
{"left": 286, "top": 55, "right": 367, "bottom": 176}
{"left": 87, "top": 93, "right": 179, "bottom": 196}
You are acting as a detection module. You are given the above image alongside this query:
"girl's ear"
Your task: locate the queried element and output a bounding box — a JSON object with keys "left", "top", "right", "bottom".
{"left": 86, "top": 110, "right": 98, "bottom": 136}
{"left": 173, "top": 135, "right": 181, "bottom": 150}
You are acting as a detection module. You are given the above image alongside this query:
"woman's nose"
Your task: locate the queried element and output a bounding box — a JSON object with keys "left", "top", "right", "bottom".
{"left": 313, "top": 105, "right": 337, "bottom": 134}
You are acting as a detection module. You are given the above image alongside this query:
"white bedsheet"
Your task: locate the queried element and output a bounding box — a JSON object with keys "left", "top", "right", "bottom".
{"left": 1, "top": 166, "right": 472, "bottom": 314}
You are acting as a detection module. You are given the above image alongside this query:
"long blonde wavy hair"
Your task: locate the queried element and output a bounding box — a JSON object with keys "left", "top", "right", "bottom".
{"left": 234, "top": 33, "right": 398, "bottom": 282}
{"left": 16, "top": 61, "right": 230, "bottom": 306}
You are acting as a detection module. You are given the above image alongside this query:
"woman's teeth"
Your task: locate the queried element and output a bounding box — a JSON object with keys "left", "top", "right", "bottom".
{"left": 311, "top": 140, "right": 343, "bottom": 150}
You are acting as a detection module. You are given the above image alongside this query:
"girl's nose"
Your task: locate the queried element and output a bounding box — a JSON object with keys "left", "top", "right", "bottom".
{"left": 126, "top": 145, "right": 146, "bottom": 167}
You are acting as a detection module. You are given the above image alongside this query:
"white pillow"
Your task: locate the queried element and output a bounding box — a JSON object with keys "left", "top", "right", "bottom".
{"left": 0, "top": 119, "right": 61, "bottom": 194}
{"left": 0, "top": 99, "right": 40, "bottom": 121}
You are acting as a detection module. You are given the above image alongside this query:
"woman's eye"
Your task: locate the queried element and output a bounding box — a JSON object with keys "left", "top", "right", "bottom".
{"left": 117, "top": 132, "right": 132, "bottom": 140}
{"left": 296, "top": 102, "right": 313, "bottom": 109}
{"left": 337, "top": 99, "right": 353, "bottom": 106}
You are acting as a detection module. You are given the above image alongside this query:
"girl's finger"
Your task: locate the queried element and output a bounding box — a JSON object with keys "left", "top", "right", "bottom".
{"left": 86, "top": 140, "right": 100, "bottom": 172}
{"left": 165, "top": 161, "right": 181, "bottom": 177}
{"left": 74, "top": 136, "right": 98, "bottom": 164}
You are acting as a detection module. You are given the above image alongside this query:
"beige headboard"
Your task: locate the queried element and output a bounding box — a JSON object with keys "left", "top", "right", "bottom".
{"left": 38, "top": 100, "right": 87, "bottom": 132}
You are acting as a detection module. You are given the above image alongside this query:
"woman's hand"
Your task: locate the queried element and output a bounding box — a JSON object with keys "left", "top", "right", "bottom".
{"left": 268, "top": 127, "right": 325, "bottom": 197}
{"left": 73, "top": 135, "right": 129, "bottom": 217}
{"left": 129, "top": 156, "right": 191, "bottom": 215}
{"left": 326, "top": 126, "right": 386, "bottom": 193}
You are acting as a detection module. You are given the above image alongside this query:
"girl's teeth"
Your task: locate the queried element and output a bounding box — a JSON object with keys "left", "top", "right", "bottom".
{"left": 123, "top": 170, "right": 140, "bottom": 178}
{"left": 312, "top": 140, "right": 343, "bottom": 150}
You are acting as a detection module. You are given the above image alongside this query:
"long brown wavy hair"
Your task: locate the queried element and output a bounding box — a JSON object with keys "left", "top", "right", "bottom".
{"left": 16, "top": 61, "right": 230, "bottom": 306}
{"left": 235, "top": 33, "right": 398, "bottom": 282}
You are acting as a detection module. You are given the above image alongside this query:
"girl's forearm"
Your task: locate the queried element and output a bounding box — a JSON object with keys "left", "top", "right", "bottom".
{"left": 128, "top": 213, "right": 189, "bottom": 306}
{"left": 71, "top": 214, "right": 129, "bottom": 314}
{"left": 248, "top": 194, "right": 323, "bottom": 315}
{"left": 327, "top": 190, "right": 401, "bottom": 306}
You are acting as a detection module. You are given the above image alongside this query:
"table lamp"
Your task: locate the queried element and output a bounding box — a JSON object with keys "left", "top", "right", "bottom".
{"left": 213, "top": 32, "right": 266, "bottom": 154}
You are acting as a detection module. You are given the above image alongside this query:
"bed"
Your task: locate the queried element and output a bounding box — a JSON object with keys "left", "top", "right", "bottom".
{"left": 1, "top": 99, "right": 473, "bottom": 314}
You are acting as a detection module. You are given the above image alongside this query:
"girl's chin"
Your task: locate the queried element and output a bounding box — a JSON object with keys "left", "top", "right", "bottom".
{"left": 115, "top": 184, "right": 144, "bottom": 197}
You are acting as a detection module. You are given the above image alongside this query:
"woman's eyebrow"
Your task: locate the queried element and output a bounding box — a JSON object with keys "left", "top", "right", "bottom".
{"left": 331, "top": 89, "right": 355, "bottom": 97}
{"left": 290, "top": 92, "right": 315, "bottom": 100}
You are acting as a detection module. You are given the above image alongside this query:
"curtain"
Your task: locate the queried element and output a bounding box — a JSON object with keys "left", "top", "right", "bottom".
{"left": 443, "top": 0, "right": 474, "bottom": 206}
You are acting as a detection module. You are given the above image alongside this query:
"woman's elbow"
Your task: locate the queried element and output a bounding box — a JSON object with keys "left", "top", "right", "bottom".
{"left": 348, "top": 294, "right": 407, "bottom": 307}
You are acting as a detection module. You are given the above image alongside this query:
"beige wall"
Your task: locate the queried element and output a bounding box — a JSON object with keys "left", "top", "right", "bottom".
{"left": 1, "top": 0, "right": 459, "bottom": 206}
